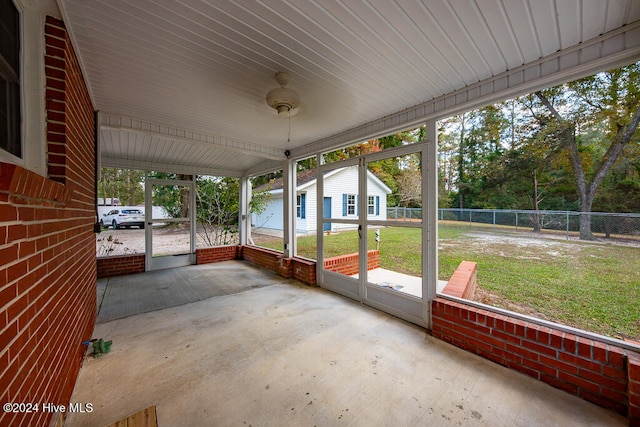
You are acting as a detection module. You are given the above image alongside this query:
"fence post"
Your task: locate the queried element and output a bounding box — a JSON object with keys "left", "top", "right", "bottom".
{"left": 515, "top": 212, "right": 518, "bottom": 231}
{"left": 493, "top": 210, "right": 496, "bottom": 229}
{"left": 469, "top": 210, "right": 472, "bottom": 227}
{"left": 566, "top": 211, "right": 569, "bottom": 240}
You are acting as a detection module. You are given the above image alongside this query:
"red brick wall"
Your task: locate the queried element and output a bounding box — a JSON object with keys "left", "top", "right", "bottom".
{"left": 99, "top": 246, "right": 317, "bottom": 286}
{"left": 240, "top": 246, "right": 279, "bottom": 274}
{"left": 630, "top": 352, "right": 640, "bottom": 424}
{"left": 441, "top": 261, "right": 476, "bottom": 299}
{"left": 292, "top": 258, "right": 316, "bottom": 286}
{"left": 237, "top": 246, "right": 317, "bottom": 286}
{"left": 97, "top": 255, "right": 145, "bottom": 278}
{"left": 432, "top": 297, "right": 633, "bottom": 416}
{"left": 196, "top": 246, "right": 239, "bottom": 265}
{"left": 0, "top": 16, "right": 96, "bottom": 427}
{"left": 323, "top": 250, "right": 380, "bottom": 275}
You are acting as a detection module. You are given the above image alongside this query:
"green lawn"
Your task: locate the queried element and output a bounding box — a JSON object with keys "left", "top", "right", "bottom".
{"left": 260, "top": 225, "right": 640, "bottom": 341}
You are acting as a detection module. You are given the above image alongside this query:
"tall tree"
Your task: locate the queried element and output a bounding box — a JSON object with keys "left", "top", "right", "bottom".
{"left": 99, "top": 168, "right": 144, "bottom": 206}
{"left": 533, "top": 62, "right": 640, "bottom": 239}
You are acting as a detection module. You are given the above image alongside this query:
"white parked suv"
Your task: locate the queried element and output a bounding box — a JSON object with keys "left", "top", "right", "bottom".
{"left": 100, "top": 208, "right": 145, "bottom": 229}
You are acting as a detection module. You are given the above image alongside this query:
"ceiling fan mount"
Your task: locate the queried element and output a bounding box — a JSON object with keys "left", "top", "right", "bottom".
{"left": 266, "top": 72, "right": 300, "bottom": 117}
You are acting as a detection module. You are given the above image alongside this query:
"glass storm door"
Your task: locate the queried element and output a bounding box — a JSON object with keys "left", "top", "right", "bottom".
{"left": 145, "top": 178, "right": 196, "bottom": 271}
{"left": 318, "top": 144, "right": 429, "bottom": 327}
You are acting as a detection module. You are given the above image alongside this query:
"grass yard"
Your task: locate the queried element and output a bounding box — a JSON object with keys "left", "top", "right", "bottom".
{"left": 259, "top": 225, "right": 640, "bottom": 341}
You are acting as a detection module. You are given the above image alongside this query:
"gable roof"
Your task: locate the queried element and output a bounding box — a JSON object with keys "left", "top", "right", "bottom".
{"left": 254, "top": 168, "right": 392, "bottom": 194}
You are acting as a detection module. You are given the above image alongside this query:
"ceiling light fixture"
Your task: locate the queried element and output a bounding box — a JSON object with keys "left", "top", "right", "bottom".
{"left": 266, "top": 72, "right": 300, "bottom": 117}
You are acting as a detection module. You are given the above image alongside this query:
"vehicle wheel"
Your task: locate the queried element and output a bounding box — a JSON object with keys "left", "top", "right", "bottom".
{"left": 99, "top": 220, "right": 104, "bottom": 227}
{"left": 112, "top": 220, "right": 118, "bottom": 230}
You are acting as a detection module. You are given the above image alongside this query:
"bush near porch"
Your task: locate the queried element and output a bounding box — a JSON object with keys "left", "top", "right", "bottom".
{"left": 258, "top": 226, "right": 640, "bottom": 341}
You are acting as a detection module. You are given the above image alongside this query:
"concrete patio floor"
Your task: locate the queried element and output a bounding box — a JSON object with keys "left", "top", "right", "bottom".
{"left": 67, "top": 261, "right": 626, "bottom": 426}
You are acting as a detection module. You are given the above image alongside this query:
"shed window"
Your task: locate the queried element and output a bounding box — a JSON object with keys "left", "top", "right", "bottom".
{"left": 346, "top": 194, "right": 356, "bottom": 216}
{"left": 297, "top": 193, "right": 306, "bottom": 219}
{"left": 368, "top": 196, "right": 375, "bottom": 215}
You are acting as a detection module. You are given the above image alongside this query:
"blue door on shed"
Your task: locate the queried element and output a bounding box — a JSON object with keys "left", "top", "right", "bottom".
{"left": 323, "top": 197, "right": 331, "bottom": 231}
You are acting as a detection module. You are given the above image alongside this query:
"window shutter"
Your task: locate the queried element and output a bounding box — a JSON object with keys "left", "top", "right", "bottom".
{"left": 300, "top": 193, "right": 306, "bottom": 219}
{"left": 356, "top": 195, "right": 359, "bottom": 216}
{"left": 376, "top": 196, "right": 380, "bottom": 215}
{"left": 342, "top": 194, "right": 347, "bottom": 216}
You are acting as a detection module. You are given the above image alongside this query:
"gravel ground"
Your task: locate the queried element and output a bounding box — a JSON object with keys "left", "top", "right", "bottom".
{"left": 96, "top": 227, "right": 193, "bottom": 257}
{"left": 95, "top": 226, "right": 282, "bottom": 257}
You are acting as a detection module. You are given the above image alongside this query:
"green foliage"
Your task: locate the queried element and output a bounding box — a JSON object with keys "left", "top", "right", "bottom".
{"left": 195, "top": 176, "right": 271, "bottom": 247}
{"left": 438, "top": 61, "right": 640, "bottom": 225}
{"left": 195, "top": 177, "right": 239, "bottom": 246}
{"left": 99, "top": 168, "right": 145, "bottom": 206}
{"left": 305, "top": 128, "right": 426, "bottom": 208}
{"left": 107, "top": 171, "right": 271, "bottom": 247}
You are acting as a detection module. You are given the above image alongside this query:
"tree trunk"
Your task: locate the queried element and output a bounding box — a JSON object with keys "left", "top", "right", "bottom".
{"left": 531, "top": 170, "right": 541, "bottom": 232}
{"left": 578, "top": 195, "right": 594, "bottom": 240}
{"left": 534, "top": 91, "right": 640, "bottom": 241}
{"left": 178, "top": 174, "right": 191, "bottom": 219}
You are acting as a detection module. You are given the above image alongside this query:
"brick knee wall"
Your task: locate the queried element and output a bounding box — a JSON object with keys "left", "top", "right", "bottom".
{"left": 196, "top": 246, "right": 239, "bottom": 264}
{"left": 0, "top": 16, "right": 96, "bottom": 427}
{"left": 240, "top": 245, "right": 279, "bottom": 272}
{"left": 629, "top": 352, "right": 640, "bottom": 424}
{"left": 238, "top": 246, "right": 317, "bottom": 286}
{"left": 441, "top": 261, "right": 476, "bottom": 299}
{"left": 432, "top": 297, "right": 633, "bottom": 416}
{"left": 97, "top": 254, "right": 145, "bottom": 278}
{"left": 292, "top": 258, "right": 316, "bottom": 286}
{"left": 324, "top": 250, "right": 380, "bottom": 275}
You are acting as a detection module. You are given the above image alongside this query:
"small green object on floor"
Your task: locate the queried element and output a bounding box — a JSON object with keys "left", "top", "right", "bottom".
{"left": 92, "top": 338, "right": 112, "bottom": 358}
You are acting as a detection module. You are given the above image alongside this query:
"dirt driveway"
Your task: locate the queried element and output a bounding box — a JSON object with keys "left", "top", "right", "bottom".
{"left": 96, "top": 227, "right": 193, "bottom": 256}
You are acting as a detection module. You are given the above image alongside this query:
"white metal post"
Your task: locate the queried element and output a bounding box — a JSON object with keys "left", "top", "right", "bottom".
{"left": 190, "top": 175, "right": 196, "bottom": 256}
{"left": 423, "top": 119, "right": 438, "bottom": 327}
{"left": 239, "top": 177, "right": 250, "bottom": 246}
{"left": 358, "top": 156, "right": 367, "bottom": 301}
{"left": 283, "top": 158, "right": 296, "bottom": 258}
{"left": 316, "top": 153, "right": 324, "bottom": 287}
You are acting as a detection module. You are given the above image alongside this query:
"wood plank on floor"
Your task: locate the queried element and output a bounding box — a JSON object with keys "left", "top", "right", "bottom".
{"left": 104, "top": 406, "right": 157, "bottom": 427}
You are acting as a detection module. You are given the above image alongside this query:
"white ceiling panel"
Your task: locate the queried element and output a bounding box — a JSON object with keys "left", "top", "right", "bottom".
{"left": 57, "top": 0, "right": 640, "bottom": 176}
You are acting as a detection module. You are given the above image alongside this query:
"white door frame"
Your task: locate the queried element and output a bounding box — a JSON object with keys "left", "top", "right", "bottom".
{"left": 144, "top": 178, "right": 196, "bottom": 271}
{"left": 315, "top": 130, "right": 437, "bottom": 328}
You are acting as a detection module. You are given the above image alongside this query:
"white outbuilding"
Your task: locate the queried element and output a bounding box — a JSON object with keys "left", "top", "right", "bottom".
{"left": 253, "top": 166, "right": 392, "bottom": 234}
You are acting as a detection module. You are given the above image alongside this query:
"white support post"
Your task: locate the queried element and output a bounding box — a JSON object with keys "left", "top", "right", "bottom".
{"left": 423, "top": 119, "right": 438, "bottom": 327}
{"left": 358, "top": 156, "right": 367, "bottom": 300}
{"left": 316, "top": 154, "right": 324, "bottom": 287}
{"left": 190, "top": 175, "right": 196, "bottom": 256}
{"left": 283, "top": 159, "right": 297, "bottom": 258}
{"left": 239, "top": 177, "right": 251, "bottom": 246}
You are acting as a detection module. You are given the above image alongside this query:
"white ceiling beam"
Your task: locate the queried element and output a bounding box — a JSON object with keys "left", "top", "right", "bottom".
{"left": 101, "top": 156, "right": 243, "bottom": 177}
{"left": 291, "top": 20, "right": 640, "bottom": 159}
{"left": 244, "top": 158, "right": 284, "bottom": 177}
{"left": 98, "top": 113, "right": 286, "bottom": 161}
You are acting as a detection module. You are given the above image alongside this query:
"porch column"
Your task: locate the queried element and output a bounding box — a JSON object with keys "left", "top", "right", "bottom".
{"left": 283, "top": 158, "right": 297, "bottom": 258}
{"left": 239, "top": 176, "right": 251, "bottom": 246}
{"left": 423, "top": 119, "right": 438, "bottom": 325}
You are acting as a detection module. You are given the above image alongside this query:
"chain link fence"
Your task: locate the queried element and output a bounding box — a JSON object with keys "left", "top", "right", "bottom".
{"left": 386, "top": 207, "right": 640, "bottom": 241}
